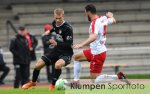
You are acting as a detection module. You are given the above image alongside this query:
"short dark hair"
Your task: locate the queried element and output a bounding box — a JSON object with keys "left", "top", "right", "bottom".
{"left": 18, "top": 26, "right": 25, "bottom": 31}
{"left": 85, "top": 4, "right": 96, "bottom": 14}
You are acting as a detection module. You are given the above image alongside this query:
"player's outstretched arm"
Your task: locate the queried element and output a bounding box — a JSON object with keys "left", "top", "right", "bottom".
{"left": 73, "top": 33, "right": 97, "bottom": 49}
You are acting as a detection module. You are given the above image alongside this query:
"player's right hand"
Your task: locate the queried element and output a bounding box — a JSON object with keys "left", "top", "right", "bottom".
{"left": 44, "top": 30, "right": 50, "bottom": 35}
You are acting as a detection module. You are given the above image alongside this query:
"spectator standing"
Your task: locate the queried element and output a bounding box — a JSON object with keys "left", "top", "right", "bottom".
{"left": 0, "top": 47, "right": 10, "bottom": 85}
{"left": 9, "top": 26, "right": 37, "bottom": 88}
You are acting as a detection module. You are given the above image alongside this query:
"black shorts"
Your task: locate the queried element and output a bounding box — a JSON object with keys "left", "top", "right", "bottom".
{"left": 41, "top": 52, "right": 72, "bottom": 66}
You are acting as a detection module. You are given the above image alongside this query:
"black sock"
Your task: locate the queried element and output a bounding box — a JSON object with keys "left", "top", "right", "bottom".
{"left": 52, "top": 69, "right": 62, "bottom": 85}
{"left": 32, "top": 69, "right": 40, "bottom": 82}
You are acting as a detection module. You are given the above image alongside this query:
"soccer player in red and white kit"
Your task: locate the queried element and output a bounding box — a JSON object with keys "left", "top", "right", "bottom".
{"left": 73, "top": 4, "right": 130, "bottom": 84}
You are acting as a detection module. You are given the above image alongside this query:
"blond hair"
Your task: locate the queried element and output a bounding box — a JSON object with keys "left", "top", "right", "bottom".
{"left": 54, "top": 8, "right": 64, "bottom": 16}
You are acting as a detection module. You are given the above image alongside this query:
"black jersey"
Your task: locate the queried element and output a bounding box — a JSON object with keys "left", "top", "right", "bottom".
{"left": 50, "top": 21, "right": 73, "bottom": 55}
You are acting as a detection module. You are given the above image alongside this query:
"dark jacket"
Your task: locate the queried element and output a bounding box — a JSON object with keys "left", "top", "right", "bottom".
{"left": 50, "top": 21, "right": 73, "bottom": 55}
{"left": 9, "top": 34, "right": 31, "bottom": 65}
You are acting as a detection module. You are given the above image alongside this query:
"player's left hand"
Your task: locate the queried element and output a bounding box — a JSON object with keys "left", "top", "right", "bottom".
{"left": 49, "top": 39, "right": 57, "bottom": 46}
{"left": 73, "top": 44, "right": 83, "bottom": 49}
{"left": 106, "top": 12, "right": 113, "bottom": 18}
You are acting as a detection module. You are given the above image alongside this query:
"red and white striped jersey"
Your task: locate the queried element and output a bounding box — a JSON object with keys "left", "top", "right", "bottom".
{"left": 89, "top": 16, "right": 113, "bottom": 55}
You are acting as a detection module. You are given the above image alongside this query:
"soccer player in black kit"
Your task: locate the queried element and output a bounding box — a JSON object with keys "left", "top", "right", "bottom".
{"left": 22, "top": 8, "right": 73, "bottom": 91}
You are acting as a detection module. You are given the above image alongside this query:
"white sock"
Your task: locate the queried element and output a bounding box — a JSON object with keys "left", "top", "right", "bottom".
{"left": 95, "top": 74, "right": 118, "bottom": 83}
{"left": 73, "top": 60, "right": 81, "bottom": 81}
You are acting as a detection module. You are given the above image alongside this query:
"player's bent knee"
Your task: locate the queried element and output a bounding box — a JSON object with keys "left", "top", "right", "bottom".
{"left": 72, "top": 54, "right": 77, "bottom": 60}
{"left": 73, "top": 53, "right": 81, "bottom": 61}
{"left": 55, "top": 59, "right": 65, "bottom": 69}
{"left": 35, "top": 59, "right": 45, "bottom": 70}
{"left": 73, "top": 51, "right": 86, "bottom": 61}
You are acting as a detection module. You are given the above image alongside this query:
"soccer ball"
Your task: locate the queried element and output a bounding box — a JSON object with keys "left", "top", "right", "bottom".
{"left": 55, "top": 78, "right": 68, "bottom": 90}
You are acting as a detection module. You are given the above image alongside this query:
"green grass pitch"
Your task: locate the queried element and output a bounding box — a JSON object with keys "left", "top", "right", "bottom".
{"left": 0, "top": 88, "right": 65, "bottom": 94}
{"left": 0, "top": 84, "right": 150, "bottom": 94}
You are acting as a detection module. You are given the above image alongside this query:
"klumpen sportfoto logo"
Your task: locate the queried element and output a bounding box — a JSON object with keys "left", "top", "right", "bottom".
{"left": 70, "top": 83, "right": 145, "bottom": 91}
